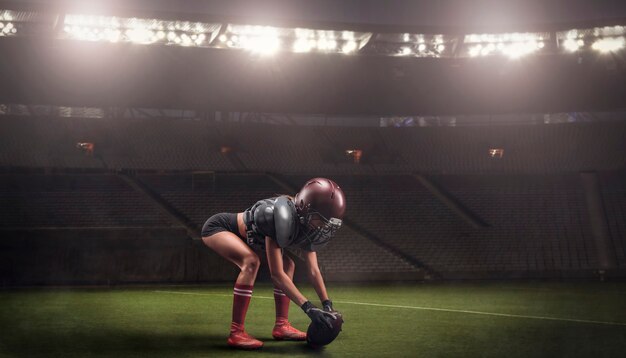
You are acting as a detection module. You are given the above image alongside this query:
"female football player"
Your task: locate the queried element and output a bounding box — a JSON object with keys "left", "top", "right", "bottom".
{"left": 201, "top": 177, "right": 345, "bottom": 349}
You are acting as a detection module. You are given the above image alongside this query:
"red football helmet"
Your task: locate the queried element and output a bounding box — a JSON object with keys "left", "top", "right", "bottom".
{"left": 294, "top": 178, "right": 346, "bottom": 250}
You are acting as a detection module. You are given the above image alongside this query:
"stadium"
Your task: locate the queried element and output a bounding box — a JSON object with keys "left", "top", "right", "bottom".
{"left": 1, "top": 0, "right": 626, "bottom": 356}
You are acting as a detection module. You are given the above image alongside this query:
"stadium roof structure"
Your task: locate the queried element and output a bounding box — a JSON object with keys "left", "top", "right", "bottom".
{"left": 0, "top": 0, "right": 625, "bottom": 115}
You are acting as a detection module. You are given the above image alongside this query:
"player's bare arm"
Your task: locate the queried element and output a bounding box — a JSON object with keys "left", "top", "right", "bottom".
{"left": 265, "top": 236, "right": 308, "bottom": 305}
{"left": 304, "top": 250, "right": 330, "bottom": 303}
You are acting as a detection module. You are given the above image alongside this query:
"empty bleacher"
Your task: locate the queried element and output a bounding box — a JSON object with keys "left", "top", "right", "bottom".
{"left": 432, "top": 174, "right": 597, "bottom": 276}
{"left": 2, "top": 116, "right": 625, "bottom": 174}
{"left": 139, "top": 173, "right": 420, "bottom": 278}
{"left": 282, "top": 174, "right": 599, "bottom": 278}
{"left": 2, "top": 114, "right": 625, "bottom": 282}
{"left": 0, "top": 174, "right": 174, "bottom": 228}
{"left": 599, "top": 171, "right": 626, "bottom": 269}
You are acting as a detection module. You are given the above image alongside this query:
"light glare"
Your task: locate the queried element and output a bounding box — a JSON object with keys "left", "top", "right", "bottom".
{"left": 342, "top": 40, "right": 357, "bottom": 53}
{"left": 293, "top": 38, "right": 312, "bottom": 52}
{"left": 592, "top": 37, "right": 625, "bottom": 53}
{"left": 563, "top": 38, "right": 582, "bottom": 52}
{"left": 62, "top": 13, "right": 219, "bottom": 47}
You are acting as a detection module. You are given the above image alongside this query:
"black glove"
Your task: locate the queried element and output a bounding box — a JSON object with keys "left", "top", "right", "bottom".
{"left": 302, "top": 301, "right": 337, "bottom": 329}
{"left": 322, "top": 299, "right": 333, "bottom": 312}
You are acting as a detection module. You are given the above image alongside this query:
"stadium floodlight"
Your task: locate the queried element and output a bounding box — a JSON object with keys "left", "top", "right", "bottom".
{"left": 592, "top": 37, "right": 625, "bottom": 53}
{"left": 217, "top": 24, "right": 371, "bottom": 55}
{"left": 341, "top": 40, "right": 358, "bottom": 53}
{"left": 363, "top": 32, "right": 456, "bottom": 57}
{"left": 62, "top": 14, "right": 221, "bottom": 47}
{"left": 562, "top": 38, "right": 584, "bottom": 52}
{"left": 557, "top": 25, "right": 625, "bottom": 53}
{"left": 0, "top": 9, "right": 56, "bottom": 37}
{"left": 463, "top": 31, "right": 548, "bottom": 59}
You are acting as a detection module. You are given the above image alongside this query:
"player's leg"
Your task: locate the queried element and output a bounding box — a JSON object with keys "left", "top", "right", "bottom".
{"left": 202, "top": 231, "right": 263, "bottom": 349}
{"left": 202, "top": 231, "right": 260, "bottom": 285}
{"left": 275, "top": 254, "right": 295, "bottom": 321}
{"left": 272, "top": 254, "right": 307, "bottom": 341}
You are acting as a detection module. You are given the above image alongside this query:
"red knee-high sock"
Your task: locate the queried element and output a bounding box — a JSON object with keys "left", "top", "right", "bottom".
{"left": 231, "top": 284, "right": 253, "bottom": 333}
{"left": 273, "top": 287, "right": 290, "bottom": 325}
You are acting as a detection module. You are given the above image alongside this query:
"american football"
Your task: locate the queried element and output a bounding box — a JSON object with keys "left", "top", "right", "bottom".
{"left": 306, "top": 312, "right": 344, "bottom": 348}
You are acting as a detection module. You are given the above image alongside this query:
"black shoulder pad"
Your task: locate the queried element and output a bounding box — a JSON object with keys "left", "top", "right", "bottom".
{"left": 274, "top": 196, "right": 297, "bottom": 248}
{"left": 252, "top": 198, "right": 276, "bottom": 238}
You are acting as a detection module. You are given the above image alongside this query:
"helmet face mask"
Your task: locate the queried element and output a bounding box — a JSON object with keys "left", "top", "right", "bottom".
{"left": 302, "top": 211, "right": 342, "bottom": 249}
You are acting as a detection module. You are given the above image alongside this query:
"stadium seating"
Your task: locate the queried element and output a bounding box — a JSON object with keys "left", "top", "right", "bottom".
{"left": 2, "top": 114, "right": 626, "bottom": 281}
{"left": 282, "top": 174, "right": 598, "bottom": 278}
{"left": 0, "top": 174, "right": 174, "bottom": 228}
{"left": 431, "top": 174, "right": 597, "bottom": 277}
{"left": 599, "top": 171, "right": 626, "bottom": 269}
{"left": 0, "top": 116, "right": 234, "bottom": 171}
{"left": 2, "top": 116, "right": 625, "bottom": 174}
{"left": 138, "top": 173, "right": 420, "bottom": 277}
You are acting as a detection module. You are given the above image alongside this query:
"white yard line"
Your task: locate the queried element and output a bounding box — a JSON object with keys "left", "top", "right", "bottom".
{"left": 154, "top": 290, "right": 626, "bottom": 327}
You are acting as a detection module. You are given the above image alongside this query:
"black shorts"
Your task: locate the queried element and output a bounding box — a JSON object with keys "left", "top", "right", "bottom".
{"left": 201, "top": 213, "right": 245, "bottom": 240}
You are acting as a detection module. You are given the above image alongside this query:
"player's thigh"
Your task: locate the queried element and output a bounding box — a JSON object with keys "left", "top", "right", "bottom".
{"left": 202, "top": 231, "right": 258, "bottom": 269}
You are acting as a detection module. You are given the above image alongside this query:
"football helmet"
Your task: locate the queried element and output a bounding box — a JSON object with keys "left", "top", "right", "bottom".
{"left": 294, "top": 178, "right": 346, "bottom": 250}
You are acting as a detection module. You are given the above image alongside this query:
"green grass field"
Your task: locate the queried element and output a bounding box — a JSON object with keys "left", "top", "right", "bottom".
{"left": 1, "top": 282, "right": 626, "bottom": 357}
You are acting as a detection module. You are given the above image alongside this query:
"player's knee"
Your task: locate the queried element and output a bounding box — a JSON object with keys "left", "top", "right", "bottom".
{"left": 242, "top": 255, "right": 260, "bottom": 275}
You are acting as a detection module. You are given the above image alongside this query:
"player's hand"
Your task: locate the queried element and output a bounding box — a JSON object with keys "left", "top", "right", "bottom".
{"left": 302, "top": 301, "right": 337, "bottom": 329}
{"left": 322, "top": 299, "right": 333, "bottom": 312}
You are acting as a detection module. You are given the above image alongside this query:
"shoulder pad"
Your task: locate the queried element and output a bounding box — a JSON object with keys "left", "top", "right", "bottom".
{"left": 252, "top": 198, "right": 277, "bottom": 238}
{"left": 274, "top": 196, "right": 297, "bottom": 248}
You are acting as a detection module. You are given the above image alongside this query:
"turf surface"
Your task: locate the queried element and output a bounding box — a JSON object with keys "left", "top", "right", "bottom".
{"left": 1, "top": 282, "right": 626, "bottom": 357}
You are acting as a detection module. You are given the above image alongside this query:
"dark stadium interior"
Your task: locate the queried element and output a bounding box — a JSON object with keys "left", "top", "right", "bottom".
{"left": 1, "top": 1, "right": 626, "bottom": 357}
{"left": 1, "top": 116, "right": 625, "bottom": 284}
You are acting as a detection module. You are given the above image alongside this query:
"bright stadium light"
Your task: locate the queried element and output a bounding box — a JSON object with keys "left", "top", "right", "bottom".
{"left": 0, "top": 9, "right": 57, "bottom": 37}
{"left": 365, "top": 32, "right": 456, "bottom": 57}
{"left": 231, "top": 26, "right": 283, "bottom": 55}
{"left": 400, "top": 46, "right": 412, "bottom": 55}
{"left": 0, "top": 10, "right": 13, "bottom": 21}
{"left": 595, "top": 25, "right": 626, "bottom": 37}
{"left": 125, "top": 28, "right": 156, "bottom": 44}
{"left": 563, "top": 38, "right": 584, "bottom": 52}
{"left": 62, "top": 14, "right": 221, "bottom": 47}
{"left": 241, "top": 35, "right": 281, "bottom": 55}
{"left": 463, "top": 31, "right": 549, "bottom": 58}
{"left": 342, "top": 40, "right": 357, "bottom": 53}
{"left": 317, "top": 38, "right": 337, "bottom": 51}
{"left": 219, "top": 24, "right": 371, "bottom": 55}
{"left": 0, "top": 21, "right": 16, "bottom": 36}
{"left": 293, "top": 38, "right": 312, "bottom": 52}
{"left": 503, "top": 41, "right": 538, "bottom": 59}
{"left": 469, "top": 45, "right": 481, "bottom": 57}
{"left": 4, "top": 5, "right": 625, "bottom": 61}
{"left": 557, "top": 25, "right": 625, "bottom": 53}
{"left": 591, "top": 37, "right": 625, "bottom": 53}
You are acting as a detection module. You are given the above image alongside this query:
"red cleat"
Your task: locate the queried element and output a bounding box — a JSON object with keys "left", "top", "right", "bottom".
{"left": 227, "top": 330, "right": 264, "bottom": 350}
{"left": 272, "top": 321, "right": 307, "bottom": 341}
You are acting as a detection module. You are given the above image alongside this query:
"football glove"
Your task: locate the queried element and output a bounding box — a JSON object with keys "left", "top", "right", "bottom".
{"left": 302, "top": 301, "right": 337, "bottom": 329}
{"left": 322, "top": 299, "right": 333, "bottom": 312}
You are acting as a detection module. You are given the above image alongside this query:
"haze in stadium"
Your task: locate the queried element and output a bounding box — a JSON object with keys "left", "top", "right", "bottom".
{"left": 1, "top": 0, "right": 625, "bottom": 357}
